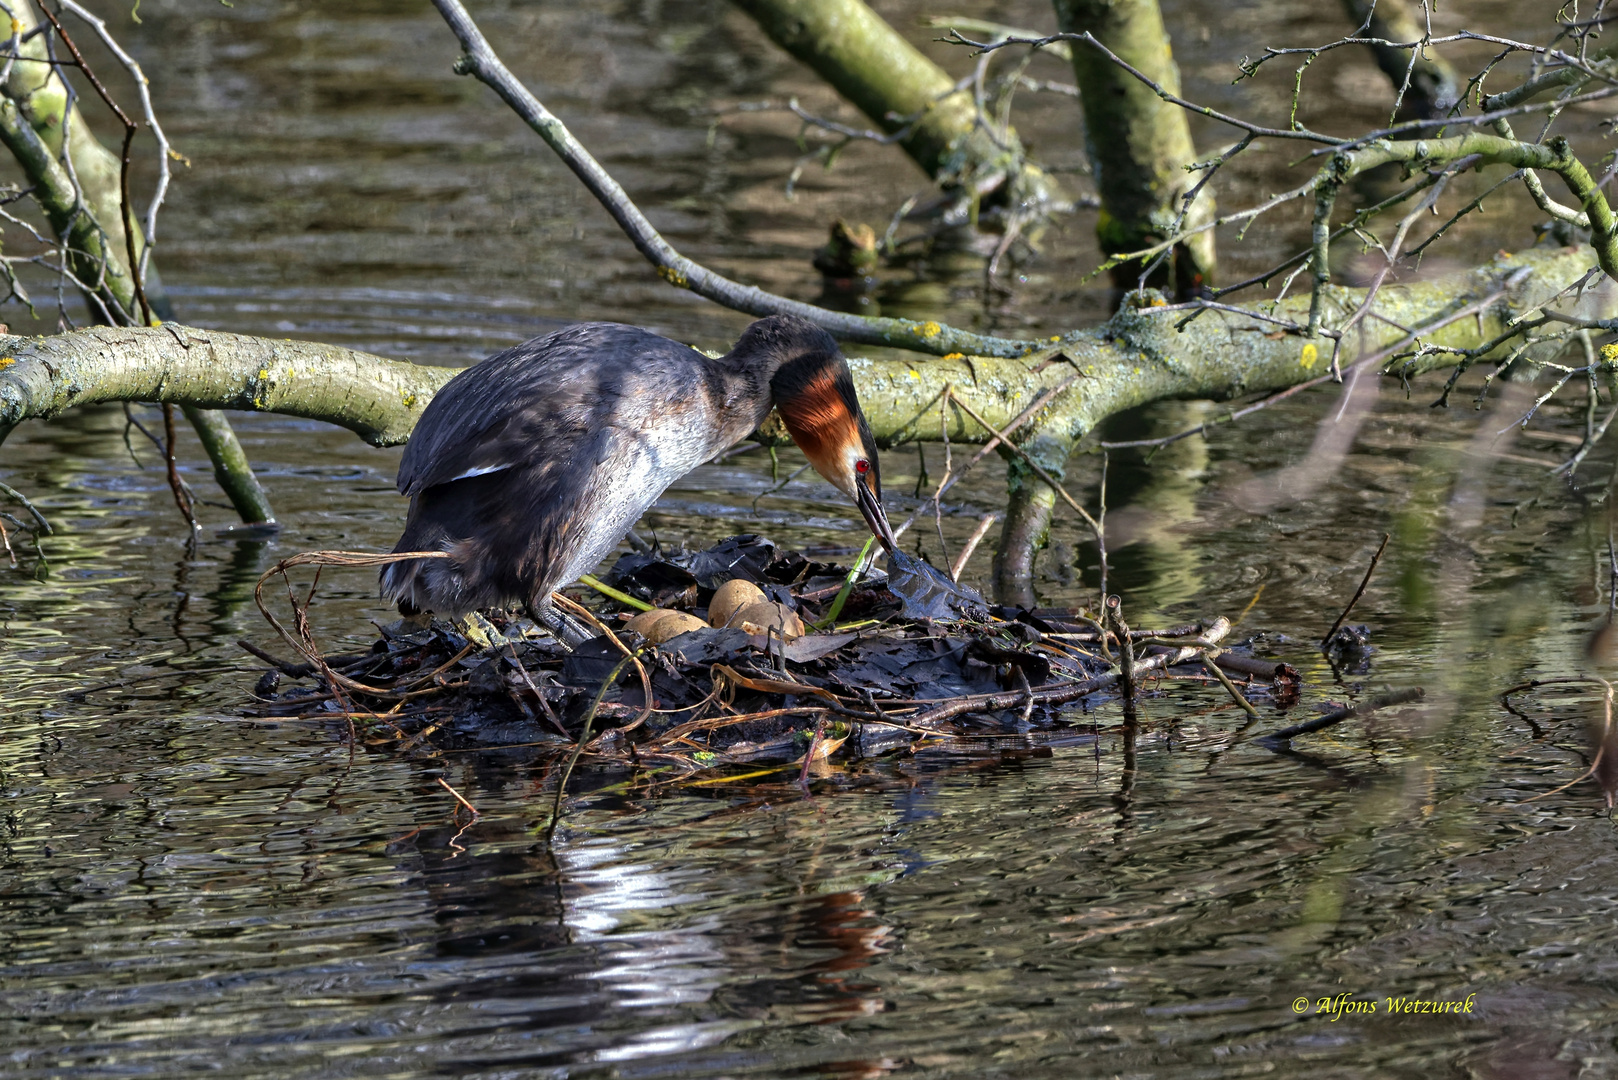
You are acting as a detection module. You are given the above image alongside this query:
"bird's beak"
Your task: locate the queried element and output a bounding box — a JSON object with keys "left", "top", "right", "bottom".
{"left": 855, "top": 476, "right": 898, "bottom": 555}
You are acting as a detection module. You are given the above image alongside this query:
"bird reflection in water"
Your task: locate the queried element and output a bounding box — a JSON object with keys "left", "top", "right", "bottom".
{"left": 397, "top": 785, "right": 899, "bottom": 1073}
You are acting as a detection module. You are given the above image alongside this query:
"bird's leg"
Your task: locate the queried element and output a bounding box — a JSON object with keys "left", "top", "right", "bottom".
{"left": 524, "top": 599, "right": 592, "bottom": 649}
{"left": 523, "top": 599, "right": 574, "bottom": 651}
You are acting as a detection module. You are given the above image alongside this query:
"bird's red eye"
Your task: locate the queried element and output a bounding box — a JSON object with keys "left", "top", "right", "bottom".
{"left": 855, "top": 459, "right": 870, "bottom": 474}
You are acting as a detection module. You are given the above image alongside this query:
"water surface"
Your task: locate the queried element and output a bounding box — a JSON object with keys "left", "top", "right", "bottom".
{"left": 4, "top": 2, "right": 1617, "bottom": 1077}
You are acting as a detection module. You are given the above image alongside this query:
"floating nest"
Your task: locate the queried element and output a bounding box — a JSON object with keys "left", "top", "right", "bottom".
{"left": 243, "top": 534, "right": 1301, "bottom": 777}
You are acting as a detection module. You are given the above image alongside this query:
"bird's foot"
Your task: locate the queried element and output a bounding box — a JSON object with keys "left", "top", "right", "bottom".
{"left": 455, "top": 610, "right": 510, "bottom": 652}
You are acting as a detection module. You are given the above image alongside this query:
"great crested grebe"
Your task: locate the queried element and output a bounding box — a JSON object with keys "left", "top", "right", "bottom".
{"left": 380, "top": 314, "right": 898, "bottom": 641}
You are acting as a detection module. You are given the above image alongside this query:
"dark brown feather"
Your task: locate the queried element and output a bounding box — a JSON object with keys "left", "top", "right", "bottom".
{"left": 385, "top": 323, "right": 738, "bottom": 616}
{"left": 383, "top": 315, "right": 889, "bottom": 620}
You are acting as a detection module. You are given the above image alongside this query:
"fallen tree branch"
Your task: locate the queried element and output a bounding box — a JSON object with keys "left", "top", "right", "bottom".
{"left": 0, "top": 324, "right": 452, "bottom": 447}
{"left": 0, "top": 247, "right": 1606, "bottom": 459}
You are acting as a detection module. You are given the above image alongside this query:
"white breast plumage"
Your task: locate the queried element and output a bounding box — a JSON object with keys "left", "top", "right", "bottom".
{"left": 551, "top": 389, "right": 727, "bottom": 585}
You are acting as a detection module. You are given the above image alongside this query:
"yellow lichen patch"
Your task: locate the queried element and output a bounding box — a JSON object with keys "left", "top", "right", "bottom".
{"left": 1300, "top": 342, "right": 1319, "bottom": 369}
{"left": 657, "top": 265, "right": 689, "bottom": 288}
{"left": 401, "top": 391, "right": 418, "bottom": 408}
{"left": 942, "top": 352, "right": 965, "bottom": 361}
{"left": 0, "top": 356, "right": 12, "bottom": 370}
{"left": 1603, "top": 342, "right": 1618, "bottom": 365}
{"left": 252, "top": 368, "right": 273, "bottom": 409}
{"left": 919, "top": 321, "right": 941, "bottom": 338}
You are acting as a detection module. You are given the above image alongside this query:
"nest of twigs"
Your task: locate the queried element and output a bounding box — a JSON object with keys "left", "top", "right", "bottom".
{"left": 242, "top": 534, "right": 1301, "bottom": 778}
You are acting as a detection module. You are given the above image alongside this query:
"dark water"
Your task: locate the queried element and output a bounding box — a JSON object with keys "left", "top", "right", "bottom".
{"left": 5, "top": 2, "right": 1618, "bottom": 1077}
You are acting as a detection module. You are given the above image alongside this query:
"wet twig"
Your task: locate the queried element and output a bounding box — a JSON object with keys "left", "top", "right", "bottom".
{"left": 1105, "top": 594, "right": 1137, "bottom": 723}
{"left": 0, "top": 479, "right": 51, "bottom": 534}
{"left": 160, "top": 403, "right": 198, "bottom": 535}
{"left": 1258, "top": 687, "right": 1425, "bottom": 746}
{"left": 1201, "top": 649, "right": 1261, "bottom": 720}
{"left": 436, "top": 775, "right": 480, "bottom": 817}
{"left": 1322, "top": 533, "right": 1390, "bottom": 650}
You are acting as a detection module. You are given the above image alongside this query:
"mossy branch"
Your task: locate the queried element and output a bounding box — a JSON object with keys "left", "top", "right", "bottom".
{"left": 1, "top": 247, "right": 1602, "bottom": 456}
{"left": 0, "top": 96, "right": 134, "bottom": 324}
{"left": 1346, "top": 134, "right": 1617, "bottom": 252}
{"left": 732, "top": 0, "right": 1059, "bottom": 208}
{"left": 0, "top": 325, "right": 453, "bottom": 448}
{"left": 1307, "top": 133, "right": 1618, "bottom": 328}
{"left": 0, "top": 1, "right": 273, "bottom": 523}
{"left": 1052, "top": 0, "right": 1217, "bottom": 295}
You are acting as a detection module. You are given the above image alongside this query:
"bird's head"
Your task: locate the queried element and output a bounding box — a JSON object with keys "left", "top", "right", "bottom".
{"left": 740, "top": 316, "right": 898, "bottom": 555}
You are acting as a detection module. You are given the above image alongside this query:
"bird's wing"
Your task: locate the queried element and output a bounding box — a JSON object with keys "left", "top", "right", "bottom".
{"left": 396, "top": 323, "right": 710, "bottom": 497}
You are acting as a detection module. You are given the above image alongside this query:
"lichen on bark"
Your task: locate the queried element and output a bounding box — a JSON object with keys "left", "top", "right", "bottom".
{"left": 1052, "top": 0, "right": 1216, "bottom": 295}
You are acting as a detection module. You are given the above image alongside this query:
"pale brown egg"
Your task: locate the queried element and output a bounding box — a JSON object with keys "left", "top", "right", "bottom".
{"left": 727, "top": 600, "right": 805, "bottom": 641}
{"left": 644, "top": 611, "right": 709, "bottom": 643}
{"left": 708, "top": 579, "right": 766, "bottom": 629}
{"left": 625, "top": 608, "right": 681, "bottom": 637}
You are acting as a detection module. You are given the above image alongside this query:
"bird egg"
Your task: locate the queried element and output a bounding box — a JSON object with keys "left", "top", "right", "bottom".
{"left": 727, "top": 600, "right": 805, "bottom": 641}
{"left": 707, "top": 579, "right": 765, "bottom": 628}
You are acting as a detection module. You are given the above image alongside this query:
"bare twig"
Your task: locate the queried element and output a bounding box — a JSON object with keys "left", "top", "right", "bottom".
{"left": 1105, "top": 594, "right": 1137, "bottom": 723}
{"left": 1102, "top": 271, "right": 1534, "bottom": 452}
{"left": 1322, "top": 533, "right": 1391, "bottom": 650}
{"left": 52, "top": 0, "right": 172, "bottom": 292}
{"left": 950, "top": 512, "right": 999, "bottom": 582}
{"left": 430, "top": 0, "right": 1039, "bottom": 358}
{"left": 0, "top": 478, "right": 51, "bottom": 533}
{"left": 947, "top": 388, "right": 1102, "bottom": 537}
{"left": 436, "top": 775, "right": 480, "bottom": 817}
{"left": 1260, "top": 687, "right": 1425, "bottom": 745}
{"left": 33, "top": 3, "right": 151, "bottom": 325}
{"left": 1202, "top": 649, "right": 1261, "bottom": 719}
{"left": 159, "top": 402, "right": 197, "bottom": 534}
{"left": 892, "top": 373, "right": 1081, "bottom": 541}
